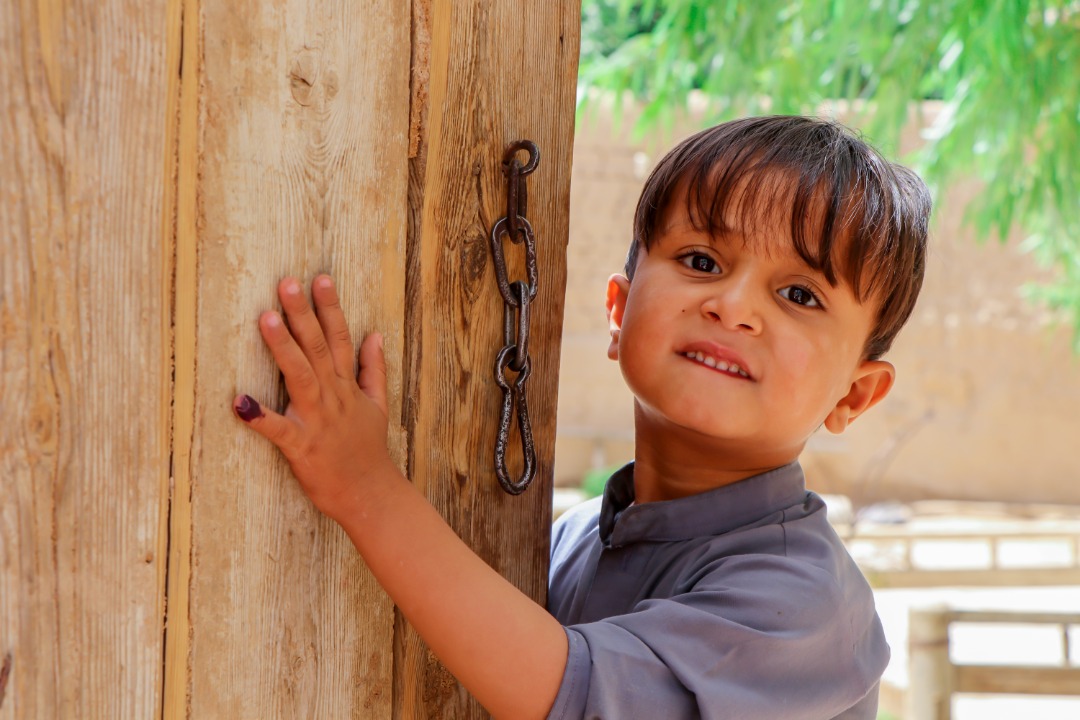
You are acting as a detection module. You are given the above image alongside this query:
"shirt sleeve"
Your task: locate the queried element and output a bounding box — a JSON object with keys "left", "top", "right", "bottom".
{"left": 546, "top": 555, "right": 888, "bottom": 720}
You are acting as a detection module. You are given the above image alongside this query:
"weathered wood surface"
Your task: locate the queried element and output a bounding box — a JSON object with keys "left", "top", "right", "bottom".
{"left": 172, "top": 0, "right": 411, "bottom": 717}
{"left": 0, "top": 1, "right": 173, "bottom": 717}
{"left": 401, "top": 1, "right": 581, "bottom": 717}
{"left": 3, "top": 0, "right": 578, "bottom": 717}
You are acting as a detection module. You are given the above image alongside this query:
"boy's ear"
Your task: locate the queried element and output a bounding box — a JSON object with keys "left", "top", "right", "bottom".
{"left": 823, "top": 360, "right": 895, "bottom": 434}
{"left": 605, "top": 274, "right": 630, "bottom": 361}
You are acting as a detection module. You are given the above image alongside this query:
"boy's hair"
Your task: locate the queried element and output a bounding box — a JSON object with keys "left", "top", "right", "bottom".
{"left": 629, "top": 115, "right": 931, "bottom": 360}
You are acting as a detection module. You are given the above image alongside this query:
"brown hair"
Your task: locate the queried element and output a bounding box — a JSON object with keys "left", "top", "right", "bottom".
{"left": 629, "top": 116, "right": 931, "bottom": 360}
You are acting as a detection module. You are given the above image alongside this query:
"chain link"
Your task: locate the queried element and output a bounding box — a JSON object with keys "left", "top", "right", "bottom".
{"left": 491, "top": 140, "right": 539, "bottom": 495}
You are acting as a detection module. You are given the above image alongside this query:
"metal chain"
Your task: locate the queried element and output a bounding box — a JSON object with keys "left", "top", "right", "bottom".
{"left": 491, "top": 140, "right": 539, "bottom": 495}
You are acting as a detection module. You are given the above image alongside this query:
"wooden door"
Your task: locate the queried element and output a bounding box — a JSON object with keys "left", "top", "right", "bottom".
{"left": 1, "top": 0, "right": 579, "bottom": 718}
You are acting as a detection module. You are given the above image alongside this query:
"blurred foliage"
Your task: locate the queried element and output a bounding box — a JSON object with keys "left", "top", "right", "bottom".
{"left": 581, "top": 465, "right": 621, "bottom": 498}
{"left": 579, "top": 0, "right": 1080, "bottom": 349}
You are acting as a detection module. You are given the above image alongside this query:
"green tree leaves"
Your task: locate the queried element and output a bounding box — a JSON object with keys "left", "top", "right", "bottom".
{"left": 580, "top": 0, "right": 1080, "bottom": 348}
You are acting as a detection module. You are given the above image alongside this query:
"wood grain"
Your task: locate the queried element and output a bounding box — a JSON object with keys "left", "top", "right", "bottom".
{"left": 180, "top": 0, "right": 410, "bottom": 717}
{"left": 0, "top": 0, "right": 172, "bottom": 717}
{"left": 2, "top": 1, "right": 577, "bottom": 716}
{"left": 399, "top": 1, "right": 581, "bottom": 716}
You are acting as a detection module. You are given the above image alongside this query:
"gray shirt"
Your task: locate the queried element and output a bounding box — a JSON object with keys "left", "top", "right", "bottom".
{"left": 546, "top": 462, "right": 889, "bottom": 720}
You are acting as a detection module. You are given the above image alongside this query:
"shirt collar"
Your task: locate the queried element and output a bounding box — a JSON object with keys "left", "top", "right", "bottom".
{"left": 597, "top": 461, "right": 808, "bottom": 548}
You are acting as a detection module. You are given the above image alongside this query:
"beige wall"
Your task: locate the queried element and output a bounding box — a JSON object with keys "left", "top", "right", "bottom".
{"left": 555, "top": 104, "right": 1080, "bottom": 505}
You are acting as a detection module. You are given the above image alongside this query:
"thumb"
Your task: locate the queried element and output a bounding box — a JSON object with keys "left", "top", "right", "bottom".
{"left": 357, "top": 333, "right": 388, "bottom": 415}
{"left": 232, "top": 394, "right": 297, "bottom": 450}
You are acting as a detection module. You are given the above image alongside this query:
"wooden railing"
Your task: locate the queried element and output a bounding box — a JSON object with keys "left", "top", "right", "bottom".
{"left": 907, "top": 607, "right": 1080, "bottom": 719}
{"left": 840, "top": 526, "right": 1080, "bottom": 587}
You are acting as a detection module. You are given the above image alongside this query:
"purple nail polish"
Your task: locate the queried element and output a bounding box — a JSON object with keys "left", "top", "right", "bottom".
{"left": 236, "top": 395, "right": 264, "bottom": 421}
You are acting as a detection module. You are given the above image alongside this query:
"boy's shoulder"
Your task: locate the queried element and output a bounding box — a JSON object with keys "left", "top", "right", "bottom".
{"left": 547, "top": 464, "right": 890, "bottom": 720}
{"left": 549, "top": 462, "right": 871, "bottom": 612}
{"left": 550, "top": 494, "right": 603, "bottom": 566}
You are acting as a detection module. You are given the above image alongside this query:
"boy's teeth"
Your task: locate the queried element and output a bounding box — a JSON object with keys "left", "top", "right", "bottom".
{"left": 684, "top": 351, "right": 749, "bottom": 378}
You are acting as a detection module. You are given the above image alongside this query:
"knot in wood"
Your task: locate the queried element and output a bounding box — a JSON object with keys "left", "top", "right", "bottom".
{"left": 289, "top": 52, "right": 319, "bottom": 106}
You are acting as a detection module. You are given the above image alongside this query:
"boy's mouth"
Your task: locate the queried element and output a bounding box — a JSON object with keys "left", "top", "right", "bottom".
{"left": 677, "top": 344, "right": 754, "bottom": 380}
{"left": 681, "top": 351, "right": 751, "bottom": 379}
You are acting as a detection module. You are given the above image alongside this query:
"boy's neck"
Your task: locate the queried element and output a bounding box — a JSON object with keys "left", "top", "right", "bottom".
{"left": 630, "top": 403, "right": 801, "bottom": 504}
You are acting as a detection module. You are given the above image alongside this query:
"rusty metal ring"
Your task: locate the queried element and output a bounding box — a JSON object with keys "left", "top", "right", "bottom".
{"left": 502, "top": 140, "right": 540, "bottom": 176}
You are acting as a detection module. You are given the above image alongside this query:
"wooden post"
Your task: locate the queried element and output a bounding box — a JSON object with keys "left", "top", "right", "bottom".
{"left": 2, "top": 0, "right": 579, "bottom": 718}
{"left": 908, "top": 606, "right": 954, "bottom": 720}
{"left": 400, "top": 2, "right": 580, "bottom": 716}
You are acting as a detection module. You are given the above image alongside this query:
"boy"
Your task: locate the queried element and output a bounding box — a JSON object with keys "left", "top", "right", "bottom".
{"left": 233, "top": 115, "right": 930, "bottom": 719}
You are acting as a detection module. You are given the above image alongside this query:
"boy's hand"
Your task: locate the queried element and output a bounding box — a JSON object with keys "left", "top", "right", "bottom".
{"left": 232, "top": 274, "right": 396, "bottom": 523}
{"left": 232, "top": 275, "right": 568, "bottom": 718}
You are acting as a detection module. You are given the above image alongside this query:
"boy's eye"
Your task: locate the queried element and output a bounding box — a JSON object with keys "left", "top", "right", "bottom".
{"left": 778, "top": 285, "right": 822, "bottom": 308}
{"left": 680, "top": 253, "right": 719, "bottom": 274}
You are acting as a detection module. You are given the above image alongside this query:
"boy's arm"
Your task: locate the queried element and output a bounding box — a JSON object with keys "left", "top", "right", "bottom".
{"left": 336, "top": 463, "right": 568, "bottom": 720}
{"left": 233, "top": 275, "right": 567, "bottom": 720}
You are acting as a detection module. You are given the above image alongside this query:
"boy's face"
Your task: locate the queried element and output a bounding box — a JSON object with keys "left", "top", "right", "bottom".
{"left": 607, "top": 181, "right": 895, "bottom": 469}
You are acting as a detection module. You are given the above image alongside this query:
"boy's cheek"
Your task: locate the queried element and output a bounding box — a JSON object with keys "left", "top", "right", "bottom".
{"left": 616, "top": 349, "right": 664, "bottom": 399}
{"left": 785, "top": 341, "right": 814, "bottom": 374}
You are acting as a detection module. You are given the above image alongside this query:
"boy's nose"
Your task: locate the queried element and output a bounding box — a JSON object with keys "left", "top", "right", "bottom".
{"left": 700, "top": 278, "right": 763, "bottom": 334}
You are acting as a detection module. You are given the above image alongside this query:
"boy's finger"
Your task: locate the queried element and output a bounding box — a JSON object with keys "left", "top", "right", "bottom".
{"left": 277, "top": 277, "right": 336, "bottom": 382}
{"left": 232, "top": 393, "right": 298, "bottom": 450}
{"left": 357, "top": 333, "right": 388, "bottom": 416}
{"left": 260, "top": 310, "right": 321, "bottom": 406}
{"left": 310, "top": 275, "right": 356, "bottom": 379}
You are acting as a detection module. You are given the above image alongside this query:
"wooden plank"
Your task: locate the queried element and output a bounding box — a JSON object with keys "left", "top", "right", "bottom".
{"left": 863, "top": 567, "right": 1080, "bottom": 588}
{"left": 0, "top": 1, "right": 172, "bottom": 717}
{"left": 180, "top": 0, "right": 411, "bottom": 716}
{"left": 955, "top": 665, "right": 1080, "bottom": 695}
{"left": 948, "top": 610, "right": 1080, "bottom": 626}
{"left": 400, "top": 1, "right": 580, "bottom": 716}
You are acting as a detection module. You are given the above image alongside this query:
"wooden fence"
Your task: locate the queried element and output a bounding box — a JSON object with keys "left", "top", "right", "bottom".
{"left": 907, "top": 607, "right": 1080, "bottom": 719}
{"left": 842, "top": 526, "right": 1080, "bottom": 587}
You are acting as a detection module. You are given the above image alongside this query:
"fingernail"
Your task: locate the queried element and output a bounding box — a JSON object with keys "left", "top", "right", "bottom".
{"left": 236, "top": 395, "right": 264, "bottom": 422}
{"left": 376, "top": 333, "right": 384, "bottom": 349}
{"left": 317, "top": 276, "right": 333, "bottom": 289}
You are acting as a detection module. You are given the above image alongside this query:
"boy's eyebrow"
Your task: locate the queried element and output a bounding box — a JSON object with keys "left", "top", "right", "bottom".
{"left": 658, "top": 214, "right": 711, "bottom": 236}
{"left": 655, "top": 223, "right": 721, "bottom": 249}
{"left": 710, "top": 231, "right": 844, "bottom": 288}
